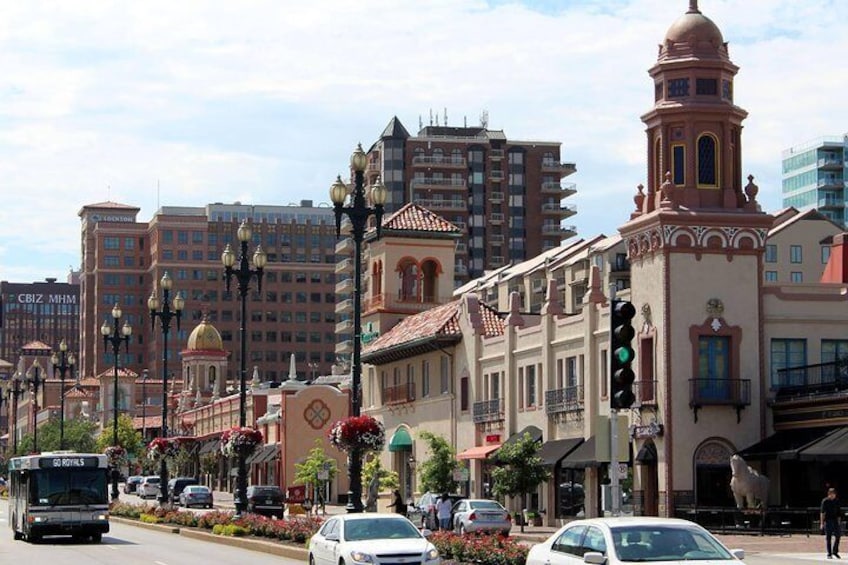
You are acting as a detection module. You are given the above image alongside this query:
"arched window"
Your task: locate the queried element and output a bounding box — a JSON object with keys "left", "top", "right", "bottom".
{"left": 433, "top": 148, "right": 444, "bottom": 162}
{"left": 397, "top": 258, "right": 419, "bottom": 302}
{"left": 697, "top": 134, "right": 718, "bottom": 187}
{"left": 451, "top": 148, "right": 462, "bottom": 164}
{"left": 372, "top": 260, "right": 383, "bottom": 298}
{"left": 420, "top": 259, "right": 440, "bottom": 302}
{"left": 208, "top": 365, "right": 217, "bottom": 391}
{"left": 654, "top": 137, "right": 662, "bottom": 192}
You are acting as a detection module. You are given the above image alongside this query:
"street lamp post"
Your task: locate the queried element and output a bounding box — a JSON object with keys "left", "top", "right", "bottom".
{"left": 26, "top": 360, "right": 45, "bottom": 453}
{"left": 140, "top": 369, "right": 149, "bottom": 445}
{"left": 307, "top": 361, "right": 319, "bottom": 383}
{"left": 51, "top": 339, "right": 76, "bottom": 450}
{"left": 8, "top": 373, "right": 23, "bottom": 453}
{"left": 101, "top": 303, "right": 132, "bottom": 501}
{"left": 148, "top": 272, "right": 184, "bottom": 505}
{"left": 221, "top": 220, "right": 266, "bottom": 516}
{"left": 329, "top": 143, "right": 387, "bottom": 513}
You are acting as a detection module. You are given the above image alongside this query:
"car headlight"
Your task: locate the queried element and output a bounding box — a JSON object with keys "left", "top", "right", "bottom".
{"left": 350, "top": 551, "right": 375, "bottom": 564}
{"left": 425, "top": 548, "right": 440, "bottom": 561}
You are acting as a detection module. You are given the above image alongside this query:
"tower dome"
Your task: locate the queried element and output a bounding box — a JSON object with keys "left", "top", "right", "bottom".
{"left": 186, "top": 318, "right": 224, "bottom": 351}
{"left": 659, "top": 1, "right": 728, "bottom": 62}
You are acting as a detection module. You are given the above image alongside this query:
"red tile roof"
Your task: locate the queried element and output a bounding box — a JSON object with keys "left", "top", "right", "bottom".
{"left": 64, "top": 388, "right": 90, "bottom": 399}
{"left": 381, "top": 203, "right": 463, "bottom": 234}
{"left": 21, "top": 340, "right": 51, "bottom": 351}
{"left": 96, "top": 367, "right": 138, "bottom": 379}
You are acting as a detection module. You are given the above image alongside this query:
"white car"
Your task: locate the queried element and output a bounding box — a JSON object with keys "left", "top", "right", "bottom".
{"left": 451, "top": 499, "right": 512, "bottom": 535}
{"left": 137, "top": 476, "right": 161, "bottom": 500}
{"left": 308, "top": 513, "right": 441, "bottom": 565}
{"left": 526, "top": 517, "right": 746, "bottom": 565}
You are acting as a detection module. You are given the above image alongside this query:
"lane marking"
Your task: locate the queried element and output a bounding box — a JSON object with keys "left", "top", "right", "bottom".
{"left": 154, "top": 561, "right": 170, "bottom": 565}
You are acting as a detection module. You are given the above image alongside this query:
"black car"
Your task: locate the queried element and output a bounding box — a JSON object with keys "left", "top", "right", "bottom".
{"left": 246, "top": 485, "right": 285, "bottom": 518}
{"left": 123, "top": 475, "right": 143, "bottom": 495}
{"left": 167, "top": 477, "right": 199, "bottom": 505}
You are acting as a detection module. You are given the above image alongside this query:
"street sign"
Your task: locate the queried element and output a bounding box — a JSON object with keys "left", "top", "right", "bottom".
{"left": 618, "top": 463, "right": 629, "bottom": 480}
{"left": 318, "top": 470, "right": 329, "bottom": 481}
{"left": 453, "top": 468, "right": 469, "bottom": 482}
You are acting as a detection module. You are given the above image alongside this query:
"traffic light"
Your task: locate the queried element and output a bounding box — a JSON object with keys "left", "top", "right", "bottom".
{"left": 610, "top": 299, "right": 636, "bottom": 410}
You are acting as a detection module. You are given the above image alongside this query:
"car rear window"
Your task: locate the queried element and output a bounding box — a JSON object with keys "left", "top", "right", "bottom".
{"left": 250, "top": 487, "right": 282, "bottom": 496}
{"left": 470, "top": 500, "right": 503, "bottom": 510}
{"left": 146, "top": 478, "right": 160, "bottom": 484}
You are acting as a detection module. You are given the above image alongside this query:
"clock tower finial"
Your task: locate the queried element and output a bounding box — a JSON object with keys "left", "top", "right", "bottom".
{"left": 688, "top": 0, "right": 699, "bottom": 13}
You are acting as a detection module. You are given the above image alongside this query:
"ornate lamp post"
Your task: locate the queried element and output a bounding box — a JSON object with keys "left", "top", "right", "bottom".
{"left": 8, "top": 372, "right": 23, "bottom": 454}
{"left": 329, "top": 143, "right": 386, "bottom": 513}
{"left": 26, "top": 360, "right": 45, "bottom": 453}
{"left": 148, "top": 272, "right": 184, "bottom": 505}
{"left": 140, "top": 369, "right": 149, "bottom": 444}
{"left": 51, "top": 339, "right": 76, "bottom": 450}
{"left": 221, "top": 220, "right": 266, "bottom": 516}
{"left": 101, "top": 303, "right": 132, "bottom": 501}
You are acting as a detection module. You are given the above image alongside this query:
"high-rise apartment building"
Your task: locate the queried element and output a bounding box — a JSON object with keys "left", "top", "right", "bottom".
{"left": 0, "top": 278, "right": 80, "bottom": 367}
{"left": 365, "top": 117, "right": 577, "bottom": 284}
{"left": 78, "top": 201, "right": 340, "bottom": 383}
{"left": 782, "top": 135, "right": 848, "bottom": 226}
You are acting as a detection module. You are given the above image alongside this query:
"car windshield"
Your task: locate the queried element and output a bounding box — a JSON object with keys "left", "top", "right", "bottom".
{"left": 344, "top": 518, "right": 422, "bottom": 541}
{"left": 470, "top": 500, "right": 503, "bottom": 510}
{"left": 612, "top": 525, "right": 734, "bottom": 562}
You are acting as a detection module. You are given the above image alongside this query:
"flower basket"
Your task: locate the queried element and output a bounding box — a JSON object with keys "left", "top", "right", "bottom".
{"left": 327, "top": 415, "right": 386, "bottom": 454}
{"left": 147, "top": 437, "right": 180, "bottom": 464}
{"left": 104, "top": 445, "right": 128, "bottom": 468}
{"left": 220, "top": 426, "right": 263, "bottom": 458}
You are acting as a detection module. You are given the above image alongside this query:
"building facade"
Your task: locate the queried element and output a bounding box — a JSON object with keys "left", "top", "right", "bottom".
{"left": 782, "top": 136, "right": 847, "bottom": 226}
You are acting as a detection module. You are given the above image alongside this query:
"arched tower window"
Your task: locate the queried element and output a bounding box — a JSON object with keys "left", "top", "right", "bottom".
{"left": 420, "top": 259, "right": 440, "bottom": 302}
{"left": 433, "top": 148, "right": 444, "bottom": 162}
{"left": 397, "top": 258, "right": 419, "bottom": 302}
{"left": 697, "top": 134, "right": 719, "bottom": 187}
{"left": 451, "top": 148, "right": 462, "bottom": 164}
{"left": 208, "top": 365, "right": 217, "bottom": 392}
{"left": 654, "top": 136, "right": 662, "bottom": 192}
{"left": 373, "top": 260, "right": 383, "bottom": 297}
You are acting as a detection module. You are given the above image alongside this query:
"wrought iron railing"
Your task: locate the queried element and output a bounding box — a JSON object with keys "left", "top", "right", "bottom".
{"left": 383, "top": 382, "right": 415, "bottom": 405}
{"left": 545, "top": 385, "right": 583, "bottom": 415}
{"left": 774, "top": 359, "right": 848, "bottom": 400}
{"left": 473, "top": 398, "right": 504, "bottom": 424}
{"left": 689, "top": 378, "right": 750, "bottom": 407}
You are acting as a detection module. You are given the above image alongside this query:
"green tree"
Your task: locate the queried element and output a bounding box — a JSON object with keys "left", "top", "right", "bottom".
{"left": 490, "top": 432, "right": 550, "bottom": 531}
{"left": 96, "top": 413, "right": 143, "bottom": 458}
{"left": 362, "top": 456, "right": 399, "bottom": 494}
{"left": 15, "top": 418, "right": 99, "bottom": 455}
{"left": 417, "top": 431, "right": 459, "bottom": 494}
{"left": 294, "top": 440, "right": 338, "bottom": 498}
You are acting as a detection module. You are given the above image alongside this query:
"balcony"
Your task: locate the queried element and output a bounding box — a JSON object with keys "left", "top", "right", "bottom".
{"left": 410, "top": 178, "right": 467, "bottom": 190}
{"left": 335, "top": 258, "right": 353, "bottom": 274}
{"left": 490, "top": 213, "right": 505, "bottom": 223}
{"left": 541, "top": 161, "right": 577, "bottom": 177}
{"left": 473, "top": 398, "right": 504, "bottom": 424}
{"left": 688, "top": 378, "right": 751, "bottom": 423}
{"left": 335, "top": 278, "right": 354, "bottom": 294}
{"left": 545, "top": 386, "right": 583, "bottom": 415}
{"left": 490, "top": 234, "right": 504, "bottom": 244}
{"left": 383, "top": 382, "right": 415, "bottom": 405}
{"left": 335, "top": 319, "right": 353, "bottom": 333}
{"left": 817, "top": 176, "right": 844, "bottom": 189}
{"left": 490, "top": 191, "right": 504, "bottom": 202}
{"left": 335, "top": 339, "right": 353, "bottom": 354}
{"left": 489, "top": 170, "right": 505, "bottom": 181}
{"left": 818, "top": 197, "right": 844, "bottom": 209}
{"left": 335, "top": 237, "right": 354, "bottom": 255}
{"left": 542, "top": 203, "right": 578, "bottom": 217}
{"left": 611, "top": 258, "right": 631, "bottom": 273}
{"left": 363, "top": 292, "right": 453, "bottom": 313}
{"left": 561, "top": 225, "right": 577, "bottom": 238}
{"left": 456, "top": 242, "right": 467, "bottom": 253}
{"left": 773, "top": 360, "right": 848, "bottom": 402}
{"left": 416, "top": 198, "right": 466, "bottom": 211}
{"left": 455, "top": 264, "right": 469, "bottom": 276}
{"left": 634, "top": 380, "right": 658, "bottom": 407}
{"left": 491, "top": 256, "right": 505, "bottom": 266}
{"left": 412, "top": 156, "right": 467, "bottom": 168}
{"left": 489, "top": 149, "right": 504, "bottom": 160}
{"left": 818, "top": 157, "right": 844, "bottom": 170}
{"left": 335, "top": 298, "right": 353, "bottom": 314}
{"left": 541, "top": 181, "right": 578, "bottom": 197}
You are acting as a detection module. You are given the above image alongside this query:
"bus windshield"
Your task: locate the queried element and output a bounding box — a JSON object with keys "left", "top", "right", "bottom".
{"left": 29, "top": 469, "right": 108, "bottom": 506}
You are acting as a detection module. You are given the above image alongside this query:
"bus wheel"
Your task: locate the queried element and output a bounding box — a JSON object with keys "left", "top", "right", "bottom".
{"left": 91, "top": 533, "right": 102, "bottom": 543}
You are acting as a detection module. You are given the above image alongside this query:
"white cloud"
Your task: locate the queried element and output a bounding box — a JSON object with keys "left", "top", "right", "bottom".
{"left": 1, "top": 0, "right": 847, "bottom": 281}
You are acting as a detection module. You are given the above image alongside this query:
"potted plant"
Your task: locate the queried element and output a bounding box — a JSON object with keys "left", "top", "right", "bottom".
{"left": 523, "top": 509, "right": 543, "bottom": 526}
{"left": 327, "top": 415, "right": 386, "bottom": 454}
{"left": 220, "top": 427, "right": 263, "bottom": 458}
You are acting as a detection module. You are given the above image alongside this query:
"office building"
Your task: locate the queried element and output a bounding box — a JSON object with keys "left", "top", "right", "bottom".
{"left": 782, "top": 135, "right": 847, "bottom": 226}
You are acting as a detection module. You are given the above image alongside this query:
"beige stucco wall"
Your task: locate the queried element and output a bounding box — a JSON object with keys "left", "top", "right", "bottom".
{"left": 765, "top": 217, "right": 840, "bottom": 284}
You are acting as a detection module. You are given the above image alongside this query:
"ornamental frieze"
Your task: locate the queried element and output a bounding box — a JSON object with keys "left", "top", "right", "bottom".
{"left": 625, "top": 225, "right": 768, "bottom": 261}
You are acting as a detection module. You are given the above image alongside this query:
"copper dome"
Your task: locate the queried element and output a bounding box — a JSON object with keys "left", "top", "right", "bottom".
{"left": 186, "top": 318, "right": 224, "bottom": 351}
{"left": 664, "top": 9, "right": 723, "bottom": 46}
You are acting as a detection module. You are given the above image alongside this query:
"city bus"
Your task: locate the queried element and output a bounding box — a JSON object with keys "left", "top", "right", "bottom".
{"left": 8, "top": 451, "right": 110, "bottom": 543}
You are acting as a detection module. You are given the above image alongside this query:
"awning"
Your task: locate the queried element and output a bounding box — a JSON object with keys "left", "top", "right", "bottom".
{"left": 457, "top": 444, "right": 501, "bottom": 460}
{"left": 561, "top": 437, "right": 601, "bottom": 468}
{"left": 388, "top": 428, "right": 413, "bottom": 452}
{"left": 260, "top": 443, "right": 281, "bottom": 463}
{"left": 199, "top": 438, "right": 221, "bottom": 455}
{"left": 538, "top": 438, "right": 583, "bottom": 467}
{"left": 501, "top": 425, "right": 543, "bottom": 450}
{"left": 799, "top": 427, "right": 848, "bottom": 461}
{"left": 635, "top": 442, "right": 658, "bottom": 465}
{"left": 247, "top": 443, "right": 278, "bottom": 465}
{"left": 737, "top": 427, "right": 835, "bottom": 460}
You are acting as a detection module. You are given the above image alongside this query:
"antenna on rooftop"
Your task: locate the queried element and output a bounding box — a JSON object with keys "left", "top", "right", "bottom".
{"left": 419, "top": 115, "right": 423, "bottom": 130}
{"left": 444, "top": 107, "right": 448, "bottom": 127}
{"left": 435, "top": 112, "right": 440, "bottom": 126}
{"left": 464, "top": 116, "right": 467, "bottom": 128}
{"left": 429, "top": 108, "right": 433, "bottom": 126}
{"left": 480, "top": 110, "right": 489, "bottom": 129}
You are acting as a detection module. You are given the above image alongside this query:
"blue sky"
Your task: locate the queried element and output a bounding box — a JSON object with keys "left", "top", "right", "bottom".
{"left": 1, "top": 0, "right": 847, "bottom": 283}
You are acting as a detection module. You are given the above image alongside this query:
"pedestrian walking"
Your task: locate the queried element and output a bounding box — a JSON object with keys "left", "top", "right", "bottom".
{"left": 821, "top": 487, "right": 842, "bottom": 559}
{"left": 388, "top": 489, "right": 406, "bottom": 515}
{"left": 437, "top": 493, "right": 453, "bottom": 531}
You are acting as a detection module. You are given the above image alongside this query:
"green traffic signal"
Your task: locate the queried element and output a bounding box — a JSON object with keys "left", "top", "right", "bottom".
{"left": 610, "top": 298, "right": 636, "bottom": 410}
{"left": 615, "top": 345, "right": 635, "bottom": 364}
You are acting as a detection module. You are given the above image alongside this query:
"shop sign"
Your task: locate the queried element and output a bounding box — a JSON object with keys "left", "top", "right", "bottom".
{"left": 630, "top": 421, "right": 663, "bottom": 439}
{"left": 485, "top": 434, "right": 500, "bottom": 443}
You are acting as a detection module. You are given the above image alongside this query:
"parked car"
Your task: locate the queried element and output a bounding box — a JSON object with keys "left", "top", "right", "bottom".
{"left": 525, "top": 517, "right": 747, "bottom": 565}
{"left": 451, "top": 499, "right": 512, "bottom": 535}
{"left": 179, "top": 485, "right": 214, "bottom": 508}
{"left": 138, "top": 476, "right": 161, "bottom": 500}
{"left": 123, "top": 475, "right": 143, "bottom": 495}
{"left": 246, "top": 485, "right": 285, "bottom": 518}
{"left": 309, "top": 513, "right": 440, "bottom": 565}
{"left": 167, "top": 477, "right": 199, "bottom": 504}
{"left": 410, "top": 492, "right": 464, "bottom": 529}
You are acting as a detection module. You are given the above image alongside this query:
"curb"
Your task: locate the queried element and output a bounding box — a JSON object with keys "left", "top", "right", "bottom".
{"left": 110, "top": 516, "right": 309, "bottom": 560}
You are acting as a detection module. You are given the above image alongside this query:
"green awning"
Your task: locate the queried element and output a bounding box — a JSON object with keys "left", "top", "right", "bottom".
{"left": 388, "top": 428, "right": 413, "bottom": 452}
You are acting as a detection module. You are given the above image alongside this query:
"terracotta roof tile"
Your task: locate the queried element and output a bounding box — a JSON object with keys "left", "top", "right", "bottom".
{"left": 21, "top": 340, "right": 52, "bottom": 351}
{"left": 78, "top": 377, "right": 101, "bottom": 387}
{"left": 382, "top": 203, "right": 463, "bottom": 234}
{"left": 96, "top": 367, "right": 138, "bottom": 379}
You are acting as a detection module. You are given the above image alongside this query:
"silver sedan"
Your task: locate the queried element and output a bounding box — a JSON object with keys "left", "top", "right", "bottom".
{"left": 451, "top": 499, "right": 512, "bottom": 535}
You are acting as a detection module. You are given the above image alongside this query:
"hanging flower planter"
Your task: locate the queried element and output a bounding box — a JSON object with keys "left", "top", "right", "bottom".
{"left": 147, "top": 437, "right": 180, "bottom": 464}
{"left": 104, "top": 445, "right": 128, "bottom": 468}
{"left": 220, "top": 426, "right": 263, "bottom": 458}
{"left": 328, "top": 415, "right": 386, "bottom": 454}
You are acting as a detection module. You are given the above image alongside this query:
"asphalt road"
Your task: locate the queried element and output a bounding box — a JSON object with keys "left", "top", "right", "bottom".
{"left": 0, "top": 500, "right": 305, "bottom": 565}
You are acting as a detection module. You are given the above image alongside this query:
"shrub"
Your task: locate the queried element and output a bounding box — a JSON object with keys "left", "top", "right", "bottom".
{"left": 215, "top": 524, "right": 249, "bottom": 537}
{"left": 430, "top": 531, "right": 528, "bottom": 565}
{"left": 140, "top": 513, "right": 162, "bottom": 524}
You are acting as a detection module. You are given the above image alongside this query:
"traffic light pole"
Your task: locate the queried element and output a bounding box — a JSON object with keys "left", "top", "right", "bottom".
{"left": 609, "top": 284, "right": 621, "bottom": 517}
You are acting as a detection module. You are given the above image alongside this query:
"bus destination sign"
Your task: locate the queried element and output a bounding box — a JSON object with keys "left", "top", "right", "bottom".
{"left": 40, "top": 456, "right": 99, "bottom": 469}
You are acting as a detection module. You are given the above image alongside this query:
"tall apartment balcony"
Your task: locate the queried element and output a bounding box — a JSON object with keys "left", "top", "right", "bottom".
{"left": 455, "top": 264, "right": 469, "bottom": 276}
{"left": 541, "top": 181, "right": 578, "bottom": 197}
{"left": 489, "top": 149, "right": 504, "bottom": 160}
{"left": 383, "top": 382, "right": 415, "bottom": 405}
{"left": 335, "top": 237, "right": 354, "bottom": 255}
{"left": 542, "top": 203, "right": 577, "bottom": 218}
{"left": 335, "top": 339, "right": 353, "bottom": 355}
{"left": 489, "top": 170, "right": 505, "bottom": 182}
{"left": 490, "top": 234, "right": 504, "bottom": 244}
{"left": 412, "top": 156, "right": 467, "bottom": 168}
{"left": 363, "top": 292, "right": 453, "bottom": 314}
{"left": 335, "top": 298, "right": 353, "bottom": 314}
{"left": 456, "top": 242, "right": 467, "bottom": 253}
{"left": 818, "top": 196, "right": 845, "bottom": 209}
{"left": 634, "top": 380, "right": 658, "bottom": 407}
{"left": 335, "top": 258, "right": 353, "bottom": 274}
{"left": 773, "top": 360, "right": 848, "bottom": 403}
{"left": 335, "top": 277, "right": 354, "bottom": 295}
{"left": 545, "top": 385, "right": 584, "bottom": 415}
{"left": 410, "top": 178, "right": 467, "bottom": 190}
{"left": 542, "top": 224, "right": 576, "bottom": 236}
{"left": 561, "top": 225, "right": 577, "bottom": 238}
{"left": 335, "top": 319, "right": 353, "bottom": 333}
{"left": 416, "top": 198, "right": 466, "bottom": 211}
{"left": 688, "top": 378, "right": 751, "bottom": 423}
{"left": 611, "top": 257, "right": 631, "bottom": 273}
{"left": 818, "top": 157, "right": 844, "bottom": 170}
{"left": 541, "top": 160, "right": 577, "bottom": 178}
{"left": 490, "top": 256, "right": 506, "bottom": 266}
{"left": 473, "top": 398, "right": 504, "bottom": 424}
{"left": 490, "top": 213, "right": 505, "bottom": 224}
{"left": 817, "top": 176, "right": 844, "bottom": 189}
{"left": 490, "top": 191, "right": 504, "bottom": 202}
